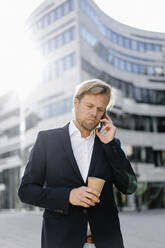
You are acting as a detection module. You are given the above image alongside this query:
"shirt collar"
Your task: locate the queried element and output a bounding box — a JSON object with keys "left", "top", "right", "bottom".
{"left": 69, "top": 120, "right": 95, "bottom": 139}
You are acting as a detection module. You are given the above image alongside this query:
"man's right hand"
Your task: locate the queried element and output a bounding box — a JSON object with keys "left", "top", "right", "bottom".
{"left": 69, "top": 186, "right": 100, "bottom": 208}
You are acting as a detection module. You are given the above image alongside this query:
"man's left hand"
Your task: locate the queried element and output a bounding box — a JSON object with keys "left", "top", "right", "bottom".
{"left": 96, "top": 114, "right": 116, "bottom": 144}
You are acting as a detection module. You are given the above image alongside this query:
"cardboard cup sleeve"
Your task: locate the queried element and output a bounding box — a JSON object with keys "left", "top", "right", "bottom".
{"left": 88, "top": 177, "right": 105, "bottom": 194}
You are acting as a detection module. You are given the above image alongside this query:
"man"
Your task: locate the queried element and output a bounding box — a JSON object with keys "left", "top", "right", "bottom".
{"left": 18, "top": 79, "right": 137, "bottom": 248}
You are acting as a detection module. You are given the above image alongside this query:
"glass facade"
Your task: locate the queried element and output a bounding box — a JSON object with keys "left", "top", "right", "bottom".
{"left": 42, "top": 52, "right": 76, "bottom": 83}
{"left": 32, "top": 0, "right": 74, "bottom": 32}
{"left": 127, "top": 147, "right": 165, "bottom": 168}
{"left": 40, "top": 18, "right": 75, "bottom": 40}
{"left": 42, "top": 26, "right": 75, "bottom": 55}
{"left": 0, "top": 149, "right": 20, "bottom": 160}
{"left": 79, "top": 0, "right": 162, "bottom": 52}
{"left": 0, "top": 109, "right": 20, "bottom": 122}
{"left": 80, "top": 25, "right": 164, "bottom": 76}
{"left": 127, "top": 146, "right": 154, "bottom": 164}
{"left": 38, "top": 97, "right": 73, "bottom": 120}
{"left": 131, "top": 33, "right": 165, "bottom": 42}
{"left": 0, "top": 167, "right": 20, "bottom": 209}
{"left": 25, "top": 113, "right": 40, "bottom": 131}
{"left": 36, "top": 3, "right": 54, "bottom": 17}
{"left": 2, "top": 125, "right": 20, "bottom": 138}
{"left": 110, "top": 111, "right": 165, "bottom": 133}
{"left": 82, "top": 59, "right": 165, "bottom": 105}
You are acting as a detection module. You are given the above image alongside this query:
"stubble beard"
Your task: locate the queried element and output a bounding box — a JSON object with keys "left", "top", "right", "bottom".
{"left": 78, "top": 119, "right": 99, "bottom": 132}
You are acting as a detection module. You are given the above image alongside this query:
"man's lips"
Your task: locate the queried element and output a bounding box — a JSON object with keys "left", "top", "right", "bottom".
{"left": 88, "top": 119, "right": 95, "bottom": 122}
{"left": 87, "top": 119, "right": 98, "bottom": 125}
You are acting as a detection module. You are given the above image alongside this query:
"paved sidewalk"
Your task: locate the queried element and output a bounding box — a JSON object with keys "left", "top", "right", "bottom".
{"left": 0, "top": 209, "right": 164, "bottom": 248}
{"left": 0, "top": 211, "right": 42, "bottom": 248}
{"left": 120, "top": 209, "right": 165, "bottom": 248}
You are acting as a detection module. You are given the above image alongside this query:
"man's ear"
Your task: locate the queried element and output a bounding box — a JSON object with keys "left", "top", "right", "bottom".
{"left": 74, "top": 97, "right": 79, "bottom": 108}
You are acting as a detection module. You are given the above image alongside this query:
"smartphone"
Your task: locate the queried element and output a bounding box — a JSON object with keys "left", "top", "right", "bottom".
{"left": 97, "top": 111, "right": 106, "bottom": 132}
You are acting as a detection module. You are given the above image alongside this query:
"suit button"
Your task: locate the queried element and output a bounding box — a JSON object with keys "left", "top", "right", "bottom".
{"left": 54, "top": 209, "right": 63, "bottom": 214}
{"left": 83, "top": 209, "right": 87, "bottom": 214}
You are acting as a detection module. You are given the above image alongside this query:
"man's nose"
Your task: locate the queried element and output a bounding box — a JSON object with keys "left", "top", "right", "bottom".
{"left": 91, "top": 108, "right": 97, "bottom": 117}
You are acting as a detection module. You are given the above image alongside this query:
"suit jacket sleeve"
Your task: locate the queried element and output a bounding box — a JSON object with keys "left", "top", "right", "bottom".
{"left": 102, "top": 138, "right": 137, "bottom": 194}
{"left": 18, "top": 131, "right": 72, "bottom": 214}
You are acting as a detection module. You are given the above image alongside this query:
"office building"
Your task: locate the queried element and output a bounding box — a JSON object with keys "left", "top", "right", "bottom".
{"left": 0, "top": 0, "right": 165, "bottom": 209}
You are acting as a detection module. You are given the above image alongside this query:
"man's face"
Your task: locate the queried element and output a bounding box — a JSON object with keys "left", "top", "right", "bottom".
{"left": 74, "top": 93, "right": 109, "bottom": 132}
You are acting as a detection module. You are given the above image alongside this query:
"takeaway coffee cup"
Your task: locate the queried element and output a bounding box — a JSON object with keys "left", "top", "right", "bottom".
{"left": 88, "top": 177, "right": 105, "bottom": 194}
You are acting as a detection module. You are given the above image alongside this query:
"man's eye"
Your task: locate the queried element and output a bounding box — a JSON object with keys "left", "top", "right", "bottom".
{"left": 87, "top": 105, "right": 92, "bottom": 108}
{"left": 98, "top": 109, "right": 104, "bottom": 112}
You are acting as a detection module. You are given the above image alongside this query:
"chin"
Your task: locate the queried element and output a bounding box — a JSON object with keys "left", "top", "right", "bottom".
{"left": 82, "top": 123, "right": 93, "bottom": 131}
{"left": 87, "top": 124, "right": 96, "bottom": 131}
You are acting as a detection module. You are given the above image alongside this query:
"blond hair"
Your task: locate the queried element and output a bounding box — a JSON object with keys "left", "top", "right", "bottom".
{"left": 74, "top": 78, "right": 112, "bottom": 107}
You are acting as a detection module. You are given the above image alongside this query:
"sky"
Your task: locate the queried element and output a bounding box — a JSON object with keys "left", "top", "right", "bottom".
{"left": 0, "top": 0, "right": 165, "bottom": 97}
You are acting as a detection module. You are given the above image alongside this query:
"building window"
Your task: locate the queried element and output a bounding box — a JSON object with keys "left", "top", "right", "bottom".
{"left": 79, "top": 0, "right": 162, "bottom": 53}
{"left": 0, "top": 149, "right": 20, "bottom": 159}
{"left": 34, "top": 0, "right": 74, "bottom": 31}
{"left": 114, "top": 57, "right": 120, "bottom": 68}
{"left": 157, "top": 117, "right": 165, "bottom": 132}
{"left": 137, "top": 42, "right": 145, "bottom": 52}
{"left": 154, "top": 44, "right": 161, "bottom": 51}
{"left": 146, "top": 43, "right": 153, "bottom": 51}
{"left": 124, "top": 61, "right": 132, "bottom": 72}
{"left": 25, "top": 113, "right": 40, "bottom": 131}
{"left": 81, "top": 59, "right": 165, "bottom": 106}
{"left": 139, "top": 64, "right": 145, "bottom": 74}
{"left": 123, "top": 37, "right": 132, "bottom": 49}
{"left": 134, "top": 87, "right": 142, "bottom": 102}
{"left": 155, "top": 67, "right": 164, "bottom": 76}
{"left": 42, "top": 26, "right": 75, "bottom": 55}
{"left": 38, "top": 97, "right": 73, "bottom": 120}
{"left": 63, "top": 1, "right": 70, "bottom": 14}
{"left": 42, "top": 52, "right": 76, "bottom": 83}
{"left": 80, "top": 24, "right": 97, "bottom": 47}
{"left": 147, "top": 66, "right": 155, "bottom": 75}
{"left": 119, "top": 59, "right": 125, "bottom": 71}
{"left": 50, "top": 10, "right": 55, "bottom": 23}
{"left": 56, "top": 60, "right": 63, "bottom": 77}
{"left": 3, "top": 125, "right": 20, "bottom": 138}
{"left": 132, "top": 63, "right": 139, "bottom": 73}
{"left": 43, "top": 14, "right": 51, "bottom": 28}
{"left": 80, "top": 25, "right": 163, "bottom": 76}
{"left": 156, "top": 91, "right": 165, "bottom": 104}
{"left": 0, "top": 109, "right": 20, "bottom": 121}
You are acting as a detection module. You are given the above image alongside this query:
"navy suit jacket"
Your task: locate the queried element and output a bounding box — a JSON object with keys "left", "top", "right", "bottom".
{"left": 18, "top": 123, "right": 137, "bottom": 248}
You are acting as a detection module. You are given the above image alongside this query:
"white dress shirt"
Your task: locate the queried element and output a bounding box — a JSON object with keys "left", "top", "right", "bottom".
{"left": 69, "top": 120, "right": 95, "bottom": 183}
{"left": 69, "top": 121, "right": 96, "bottom": 247}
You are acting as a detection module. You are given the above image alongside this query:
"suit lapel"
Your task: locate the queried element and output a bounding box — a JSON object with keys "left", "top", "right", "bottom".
{"left": 60, "top": 123, "right": 84, "bottom": 184}
{"left": 60, "top": 123, "right": 103, "bottom": 185}
{"left": 86, "top": 135, "right": 101, "bottom": 183}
